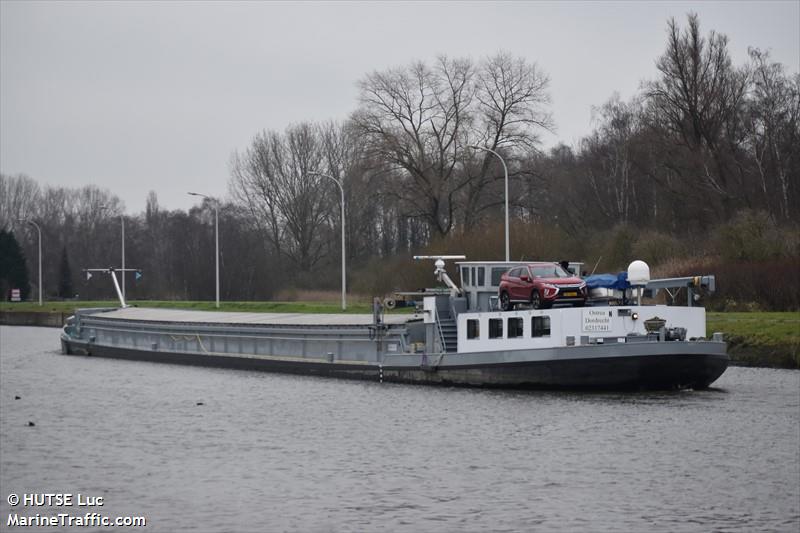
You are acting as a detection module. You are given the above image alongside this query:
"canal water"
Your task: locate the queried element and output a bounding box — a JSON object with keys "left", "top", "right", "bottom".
{"left": 1, "top": 326, "right": 798, "bottom": 532}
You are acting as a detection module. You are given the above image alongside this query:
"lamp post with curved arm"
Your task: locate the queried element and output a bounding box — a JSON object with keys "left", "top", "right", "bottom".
{"left": 17, "top": 219, "right": 42, "bottom": 306}
{"left": 469, "top": 145, "right": 510, "bottom": 262}
{"left": 188, "top": 192, "right": 219, "bottom": 308}
{"left": 310, "top": 172, "right": 346, "bottom": 311}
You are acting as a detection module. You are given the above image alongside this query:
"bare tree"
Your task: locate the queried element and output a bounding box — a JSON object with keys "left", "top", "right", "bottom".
{"left": 353, "top": 56, "right": 475, "bottom": 236}
{"left": 0, "top": 174, "right": 41, "bottom": 230}
{"left": 580, "top": 94, "right": 642, "bottom": 224}
{"left": 230, "top": 123, "right": 335, "bottom": 273}
{"left": 474, "top": 51, "right": 553, "bottom": 149}
{"left": 644, "top": 13, "right": 749, "bottom": 217}
{"left": 354, "top": 52, "right": 552, "bottom": 237}
{"left": 464, "top": 52, "right": 553, "bottom": 227}
{"left": 319, "top": 121, "right": 381, "bottom": 260}
{"left": 744, "top": 48, "right": 800, "bottom": 221}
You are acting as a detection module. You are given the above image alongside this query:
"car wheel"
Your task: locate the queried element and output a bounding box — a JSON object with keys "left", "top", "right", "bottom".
{"left": 500, "top": 292, "right": 511, "bottom": 311}
{"left": 531, "top": 290, "right": 542, "bottom": 309}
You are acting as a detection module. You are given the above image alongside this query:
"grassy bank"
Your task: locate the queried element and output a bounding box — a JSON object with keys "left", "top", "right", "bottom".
{"left": 707, "top": 312, "right": 799, "bottom": 368}
{"left": 3, "top": 302, "right": 796, "bottom": 368}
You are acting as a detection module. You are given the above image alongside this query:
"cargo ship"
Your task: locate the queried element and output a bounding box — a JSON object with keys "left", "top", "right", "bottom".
{"left": 60, "top": 257, "right": 728, "bottom": 390}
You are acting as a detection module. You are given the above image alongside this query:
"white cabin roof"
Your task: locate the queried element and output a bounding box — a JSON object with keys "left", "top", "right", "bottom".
{"left": 456, "top": 261, "right": 532, "bottom": 265}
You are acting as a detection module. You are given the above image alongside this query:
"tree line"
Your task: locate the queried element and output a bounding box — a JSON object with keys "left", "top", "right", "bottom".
{"left": 1, "top": 14, "right": 798, "bottom": 309}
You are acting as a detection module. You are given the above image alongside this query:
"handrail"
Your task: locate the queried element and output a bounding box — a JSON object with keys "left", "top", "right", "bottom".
{"left": 434, "top": 307, "right": 447, "bottom": 353}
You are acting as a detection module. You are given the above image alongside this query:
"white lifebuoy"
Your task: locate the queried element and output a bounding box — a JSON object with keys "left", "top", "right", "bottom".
{"left": 384, "top": 298, "right": 397, "bottom": 309}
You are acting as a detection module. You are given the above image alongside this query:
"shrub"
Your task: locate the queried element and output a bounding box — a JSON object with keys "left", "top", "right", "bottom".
{"left": 659, "top": 256, "right": 800, "bottom": 311}
{"left": 350, "top": 256, "right": 434, "bottom": 297}
{"left": 631, "top": 230, "right": 686, "bottom": 267}
{"left": 713, "top": 209, "right": 798, "bottom": 261}
{"left": 423, "top": 220, "right": 580, "bottom": 263}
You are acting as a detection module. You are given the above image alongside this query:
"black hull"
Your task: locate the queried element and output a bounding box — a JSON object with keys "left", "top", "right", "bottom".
{"left": 384, "top": 354, "right": 729, "bottom": 390}
{"left": 61, "top": 337, "right": 729, "bottom": 391}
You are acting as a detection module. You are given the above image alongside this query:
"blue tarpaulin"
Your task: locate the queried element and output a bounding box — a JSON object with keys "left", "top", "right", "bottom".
{"left": 584, "top": 272, "right": 630, "bottom": 290}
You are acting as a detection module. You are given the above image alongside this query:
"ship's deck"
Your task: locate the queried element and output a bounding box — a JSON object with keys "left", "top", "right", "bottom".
{"left": 85, "top": 307, "right": 415, "bottom": 326}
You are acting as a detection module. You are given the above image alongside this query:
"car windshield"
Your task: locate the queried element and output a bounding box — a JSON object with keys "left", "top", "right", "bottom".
{"left": 531, "top": 265, "right": 571, "bottom": 278}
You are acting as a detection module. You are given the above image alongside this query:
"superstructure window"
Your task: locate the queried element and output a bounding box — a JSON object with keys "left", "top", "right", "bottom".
{"left": 532, "top": 316, "right": 551, "bottom": 337}
{"left": 491, "top": 267, "right": 507, "bottom": 287}
{"left": 508, "top": 317, "right": 523, "bottom": 338}
{"left": 477, "top": 267, "right": 485, "bottom": 286}
{"left": 462, "top": 267, "right": 470, "bottom": 286}
{"left": 467, "top": 319, "right": 480, "bottom": 339}
{"left": 489, "top": 318, "right": 503, "bottom": 339}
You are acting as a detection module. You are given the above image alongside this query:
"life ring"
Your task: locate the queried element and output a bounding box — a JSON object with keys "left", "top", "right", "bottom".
{"left": 384, "top": 298, "right": 397, "bottom": 310}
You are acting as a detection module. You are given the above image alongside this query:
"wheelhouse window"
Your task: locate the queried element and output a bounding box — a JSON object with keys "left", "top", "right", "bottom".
{"left": 532, "top": 316, "right": 551, "bottom": 337}
{"left": 508, "top": 317, "right": 523, "bottom": 338}
{"left": 467, "top": 319, "right": 480, "bottom": 339}
{"left": 489, "top": 318, "right": 503, "bottom": 339}
{"left": 462, "top": 267, "right": 471, "bottom": 286}
{"left": 491, "top": 267, "right": 507, "bottom": 287}
{"left": 477, "top": 267, "right": 485, "bottom": 286}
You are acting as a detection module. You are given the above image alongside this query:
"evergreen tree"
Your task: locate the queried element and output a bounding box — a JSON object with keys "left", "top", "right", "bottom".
{"left": 0, "top": 230, "right": 31, "bottom": 300}
{"left": 58, "top": 246, "right": 74, "bottom": 299}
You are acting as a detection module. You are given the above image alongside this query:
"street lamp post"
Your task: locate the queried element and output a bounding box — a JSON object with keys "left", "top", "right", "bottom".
{"left": 469, "top": 145, "right": 510, "bottom": 262}
{"left": 17, "top": 219, "right": 42, "bottom": 306}
{"left": 310, "top": 172, "right": 346, "bottom": 311}
{"left": 188, "top": 192, "right": 220, "bottom": 308}
{"left": 100, "top": 206, "right": 126, "bottom": 300}
{"left": 122, "top": 216, "right": 125, "bottom": 299}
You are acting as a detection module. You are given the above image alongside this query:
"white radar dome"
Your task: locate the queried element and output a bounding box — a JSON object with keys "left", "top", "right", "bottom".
{"left": 627, "top": 260, "right": 651, "bottom": 285}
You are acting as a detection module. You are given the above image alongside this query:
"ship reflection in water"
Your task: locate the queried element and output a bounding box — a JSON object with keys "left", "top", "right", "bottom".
{"left": 2, "top": 326, "right": 798, "bottom": 532}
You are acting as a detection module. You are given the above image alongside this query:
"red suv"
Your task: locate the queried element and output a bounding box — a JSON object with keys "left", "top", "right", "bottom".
{"left": 498, "top": 262, "right": 587, "bottom": 310}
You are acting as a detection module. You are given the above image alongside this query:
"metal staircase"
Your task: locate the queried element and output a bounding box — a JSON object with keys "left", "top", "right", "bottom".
{"left": 437, "top": 309, "right": 458, "bottom": 353}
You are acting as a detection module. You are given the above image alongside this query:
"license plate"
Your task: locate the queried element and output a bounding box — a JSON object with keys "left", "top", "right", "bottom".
{"left": 563, "top": 291, "right": 578, "bottom": 297}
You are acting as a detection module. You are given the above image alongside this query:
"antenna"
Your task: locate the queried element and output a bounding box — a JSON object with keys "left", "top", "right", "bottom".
{"left": 412, "top": 255, "right": 467, "bottom": 261}
{"left": 413, "top": 255, "right": 466, "bottom": 294}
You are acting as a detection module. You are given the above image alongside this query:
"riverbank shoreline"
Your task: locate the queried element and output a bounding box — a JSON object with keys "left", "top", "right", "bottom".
{"left": 0, "top": 311, "right": 72, "bottom": 328}
{"left": 2, "top": 305, "right": 797, "bottom": 369}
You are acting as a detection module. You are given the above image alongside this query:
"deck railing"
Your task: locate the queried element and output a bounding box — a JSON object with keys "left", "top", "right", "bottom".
{"left": 434, "top": 307, "right": 447, "bottom": 353}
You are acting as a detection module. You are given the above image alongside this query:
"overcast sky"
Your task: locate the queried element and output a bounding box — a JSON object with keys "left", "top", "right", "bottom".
{"left": 2, "top": 1, "right": 798, "bottom": 214}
